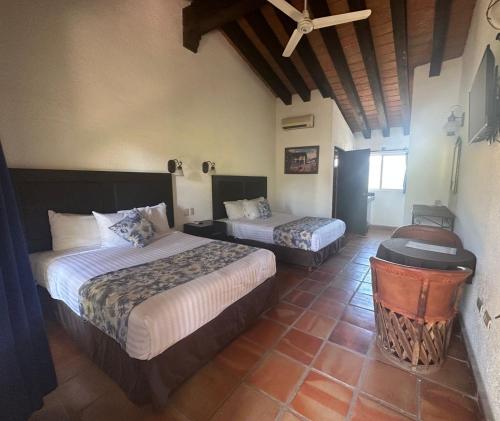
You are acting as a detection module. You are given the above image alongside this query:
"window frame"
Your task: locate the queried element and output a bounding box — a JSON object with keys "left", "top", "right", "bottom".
{"left": 368, "top": 151, "right": 407, "bottom": 192}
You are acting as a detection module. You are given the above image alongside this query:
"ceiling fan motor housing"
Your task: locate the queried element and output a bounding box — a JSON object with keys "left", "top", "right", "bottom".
{"left": 298, "top": 18, "right": 314, "bottom": 33}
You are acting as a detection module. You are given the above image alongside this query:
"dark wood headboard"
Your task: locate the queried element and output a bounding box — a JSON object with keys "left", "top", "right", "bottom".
{"left": 212, "top": 175, "right": 267, "bottom": 220}
{"left": 10, "top": 169, "right": 174, "bottom": 253}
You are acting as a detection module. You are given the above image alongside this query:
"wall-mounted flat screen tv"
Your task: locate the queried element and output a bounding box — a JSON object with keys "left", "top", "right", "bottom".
{"left": 469, "top": 45, "right": 497, "bottom": 143}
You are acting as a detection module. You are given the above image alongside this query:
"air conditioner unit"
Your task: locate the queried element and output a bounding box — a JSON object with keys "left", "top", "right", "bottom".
{"left": 281, "top": 114, "right": 314, "bottom": 130}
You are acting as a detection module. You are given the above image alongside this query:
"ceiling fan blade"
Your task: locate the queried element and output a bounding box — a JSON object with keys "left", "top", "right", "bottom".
{"left": 312, "top": 9, "right": 371, "bottom": 29}
{"left": 267, "top": 0, "right": 303, "bottom": 22}
{"left": 282, "top": 29, "right": 303, "bottom": 57}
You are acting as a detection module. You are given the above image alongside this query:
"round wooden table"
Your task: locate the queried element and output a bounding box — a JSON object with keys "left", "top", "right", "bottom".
{"left": 376, "top": 238, "right": 476, "bottom": 280}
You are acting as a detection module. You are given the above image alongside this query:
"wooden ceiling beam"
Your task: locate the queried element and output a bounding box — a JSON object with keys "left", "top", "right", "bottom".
{"left": 429, "top": 0, "right": 452, "bottom": 77}
{"left": 309, "top": 0, "right": 371, "bottom": 139}
{"left": 183, "top": 0, "right": 266, "bottom": 53}
{"left": 222, "top": 21, "right": 292, "bottom": 105}
{"left": 274, "top": 9, "right": 334, "bottom": 99}
{"left": 390, "top": 0, "right": 411, "bottom": 135}
{"left": 347, "top": 0, "right": 390, "bottom": 137}
{"left": 245, "top": 11, "right": 311, "bottom": 102}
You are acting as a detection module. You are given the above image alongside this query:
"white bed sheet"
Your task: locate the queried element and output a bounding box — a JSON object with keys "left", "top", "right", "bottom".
{"left": 30, "top": 232, "right": 276, "bottom": 360}
{"left": 221, "top": 212, "right": 346, "bottom": 252}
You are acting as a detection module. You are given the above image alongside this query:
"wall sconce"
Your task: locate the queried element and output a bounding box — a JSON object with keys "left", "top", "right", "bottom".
{"left": 202, "top": 161, "right": 216, "bottom": 175}
{"left": 167, "top": 159, "right": 184, "bottom": 176}
{"left": 444, "top": 105, "right": 465, "bottom": 136}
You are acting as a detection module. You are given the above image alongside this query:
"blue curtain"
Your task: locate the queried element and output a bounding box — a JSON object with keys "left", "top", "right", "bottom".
{"left": 0, "top": 143, "right": 56, "bottom": 420}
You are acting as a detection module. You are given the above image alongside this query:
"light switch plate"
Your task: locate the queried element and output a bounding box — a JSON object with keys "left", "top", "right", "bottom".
{"left": 484, "top": 310, "right": 492, "bottom": 329}
{"left": 477, "top": 296, "right": 483, "bottom": 313}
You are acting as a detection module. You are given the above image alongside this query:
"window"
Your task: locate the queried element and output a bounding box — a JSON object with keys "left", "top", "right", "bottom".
{"left": 369, "top": 153, "right": 407, "bottom": 191}
{"left": 368, "top": 155, "right": 382, "bottom": 190}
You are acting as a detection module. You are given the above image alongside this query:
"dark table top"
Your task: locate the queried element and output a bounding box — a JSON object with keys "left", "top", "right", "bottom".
{"left": 377, "top": 238, "right": 476, "bottom": 275}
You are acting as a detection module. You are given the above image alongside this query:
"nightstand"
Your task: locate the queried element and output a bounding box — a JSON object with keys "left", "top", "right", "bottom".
{"left": 183, "top": 220, "right": 228, "bottom": 241}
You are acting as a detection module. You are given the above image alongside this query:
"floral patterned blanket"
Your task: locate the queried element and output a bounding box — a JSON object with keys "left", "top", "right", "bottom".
{"left": 273, "top": 217, "right": 335, "bottom": 251}
{"left": 78, "top": 241, "right": 257, "bottom": 348}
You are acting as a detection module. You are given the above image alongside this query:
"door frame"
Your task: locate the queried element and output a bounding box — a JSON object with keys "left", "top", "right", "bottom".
{"left": 332, "top": 146, "right": 344, "bottom": 218}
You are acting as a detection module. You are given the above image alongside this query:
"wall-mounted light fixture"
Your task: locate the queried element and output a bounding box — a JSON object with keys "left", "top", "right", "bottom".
{"left": 444, "top": 105, "right": 465, "bottom": 136}
{"left": 167, "top": 159, "right": 184, "bottom": 176}
{"left": 202, "top": 161, "right": 216, "bottom": 175}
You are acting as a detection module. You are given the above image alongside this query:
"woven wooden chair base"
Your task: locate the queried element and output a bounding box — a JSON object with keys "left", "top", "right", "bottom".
{"left": 374, "top": 302, "right": 454, "bottom": 374}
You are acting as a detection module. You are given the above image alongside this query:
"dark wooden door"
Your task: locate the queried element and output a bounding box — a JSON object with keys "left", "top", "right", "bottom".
{"left": 336, "top": 149, "right": 370, "bottom": 234}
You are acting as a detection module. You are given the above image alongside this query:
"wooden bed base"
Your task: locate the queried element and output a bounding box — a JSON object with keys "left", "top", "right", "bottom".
{"left": 228, "top": 236, "right": 343, "bottom": 270}
{"left": 40, "top": 276, "right": 278, "bottom": 408}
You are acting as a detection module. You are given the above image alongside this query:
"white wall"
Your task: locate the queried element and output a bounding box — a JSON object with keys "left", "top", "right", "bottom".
{"left": 354, "top": 128, "right": 409, "bottom": 227}
{"left": 0, "top": 0, "right": 276, "bottom": 228}
{"left": 403, "top": 58, "right": 463, "bottom": 224}
{"left": 275, "top": 91, "right": 354, "bottom": 217}
{"left": 332, "top": 100, "right": 357, "bottom": 152}
{"left": 449, "top": 1, "right": 500, "bottom": 418}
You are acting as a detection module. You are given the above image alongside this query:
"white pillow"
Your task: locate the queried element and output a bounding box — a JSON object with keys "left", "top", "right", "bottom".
{"left": 224, "top": 200, "right": 245, "bottom": 220}
{"left": 92, "top": 212, "right": 132, "bottom": 248}
{"left": 242, "top": 197, "right": 264, "bottom": 220}
{"left": 119, "top": 202, "right": 170, "bottom": 234}
{"left": 48, "top": 210, "right": 101, "bottom": 251}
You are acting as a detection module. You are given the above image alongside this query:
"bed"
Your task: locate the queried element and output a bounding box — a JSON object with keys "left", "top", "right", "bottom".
{"left": 11, "top": 169, "right": 278, "bottom": 408}
{"left": 212, "top": 175, "right": 346, "bottom": 268}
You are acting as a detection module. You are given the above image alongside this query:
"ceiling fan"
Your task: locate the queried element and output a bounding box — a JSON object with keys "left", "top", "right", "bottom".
{"left": 267, "top": 0, "right": 372, "bottom": 57}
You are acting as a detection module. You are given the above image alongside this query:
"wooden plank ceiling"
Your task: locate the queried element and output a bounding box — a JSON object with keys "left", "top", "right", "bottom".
{"left": 183, "top": 0, "right": 476, "bottom": 138}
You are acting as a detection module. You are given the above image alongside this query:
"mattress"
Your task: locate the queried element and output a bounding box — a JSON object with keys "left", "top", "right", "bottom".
{"left": 222, "top": 212, "right": 346, "bottom": 252}
{"left": 30, "top": 232, "right": 276, "bottom": 360}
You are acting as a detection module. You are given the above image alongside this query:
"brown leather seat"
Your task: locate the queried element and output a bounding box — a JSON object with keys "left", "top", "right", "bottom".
{"left": 391, "top": 224, "right": 463, "bottom": 249}
{"left": 370, "top": 257, "right": 472, "bottom": 373}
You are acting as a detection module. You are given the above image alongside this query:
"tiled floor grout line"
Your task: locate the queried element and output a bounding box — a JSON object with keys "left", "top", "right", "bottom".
{"left": 203, "top": 267, "right": 322, "bottom": 421}
{"left": 205, "top": 281, "right": 316, "bottom": 421}
{"left": 348, "top": 334, "right": 420, "bottom": 420}
{"left": 357, "top": 393, "right": 418, "bottom": 421}
{"left": 53, "top": 358, "right": 120, "bottom": 420}
{"left": 207, "top": 278, "right": 378, "bottom": 419}
{"left": 342, "top": 249, "right": 380, "bottom": 421}
{"left": 244, "top": 239, "right": 397, "bottom": 420}
{"left": 269, "top": 264, "right": 346, "bottom": 419}
{"left": 276, "top": 241, "right": 372, "bottom": 419}
{"left": 207, "top": 264, "right": 336, "bottom": 421}
{"left": 344, "top": 339, "right": 374, "bottom": 421}
{"left": 239, "top": 242, "right": 362, "bottom": 420}
{"left": 271, "top": 244, "right": 372, "bottom": 419}
{"left": 248, "top": 290, "right": 335, "bottom": 419}
{"left": 206, "top": 312, "right": 293, "bottom": 420}
{"left": 415, "top": 374, "right": 478, "bottom": 400}
{"left": 204, "top": 251, "right": 357, "bottom": 420}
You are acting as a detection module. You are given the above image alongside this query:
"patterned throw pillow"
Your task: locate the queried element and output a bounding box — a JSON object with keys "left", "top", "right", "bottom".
{"left": 108, "top": 209, "right": 155, "bottom": 248}
{"left": 258, "top": 199, "right": 272, "bottom": 218}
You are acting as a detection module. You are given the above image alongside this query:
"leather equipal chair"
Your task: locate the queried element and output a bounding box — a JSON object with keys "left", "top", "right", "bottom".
{"left": 391, "top": 225, "right": 463, "bottom": 249}
{"left": 370, "top": 257, "right": 472, "bottom": 373}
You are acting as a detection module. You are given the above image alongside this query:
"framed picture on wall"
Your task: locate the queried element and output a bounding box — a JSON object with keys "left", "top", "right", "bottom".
{"left": 285, "top": 146, "right": 320, "bottom": 174}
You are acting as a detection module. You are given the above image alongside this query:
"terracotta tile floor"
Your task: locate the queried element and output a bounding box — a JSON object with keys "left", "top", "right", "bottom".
{"left": 30, "top": 228, "right": 483, "bottom": 421}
